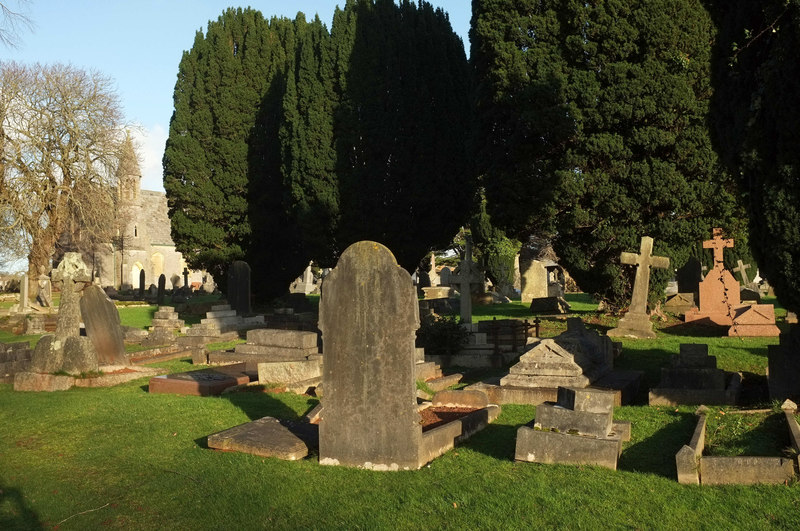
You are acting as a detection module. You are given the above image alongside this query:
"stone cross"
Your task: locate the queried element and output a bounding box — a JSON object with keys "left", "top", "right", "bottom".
{"left": 51, "top": 253, "right": 92, "bottom": 341}
{"left": 733, "top": 260, "right": 751, "bottom": 286}
{"left": 452, "top": 236, "right": 477, "bottom": 324}
{"left": 183, "top": 267, "right": 189, "bottom": 289}
{"left": 620, "top": 236, "right": 670, "bottom": 315}
{"left": 703, "top": 228, "right": 734, "bottom": 271}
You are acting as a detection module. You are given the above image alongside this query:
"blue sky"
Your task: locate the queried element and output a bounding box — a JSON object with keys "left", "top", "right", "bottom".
{"left": 5, "top": 1, "right": 471, "bottom": 193}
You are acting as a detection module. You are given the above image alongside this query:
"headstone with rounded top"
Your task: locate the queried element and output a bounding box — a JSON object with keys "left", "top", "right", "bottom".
{"left": 80, "top": 284, "right": 128, "bottom": 366}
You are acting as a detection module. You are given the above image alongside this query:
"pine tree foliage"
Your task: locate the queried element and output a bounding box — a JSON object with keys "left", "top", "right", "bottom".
{"left": 710, "top": 0, "right": 800, "bottom": 312}
{"left": 471, "top": 0, "right": 746, "bottom": 307}
{"left": 333, "top": 0, "right": 473, "bottom": 271}
{"left": 164, "top": 8, "right": 287, "bottom": 289}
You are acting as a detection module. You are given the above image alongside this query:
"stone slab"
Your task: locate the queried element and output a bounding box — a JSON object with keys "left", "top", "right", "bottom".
{"left": 426, "top": 373, "right": 462, "bottom": 392}
{"left": 464, "top": 381, "right": 558, "bottom": 406}
{"left": 557, "top": 386, "right": 615, "bottom": 413}
{"left": 515, "top": 425, "right": 621, "bottom": 470}
{"left": 207, "top": 416, "right": 309, "bottom": 460}
{"left": 13, "top": 372, "right": 75, "bottom": 392}
{"left": 432, "top": 389, "right": 490, "bottom": 409}
{"left": 699, "top": 456, "right": 795, "bottom": 485}
{"left": 534, "top": 403, "right": 613, "bottom": 438}
{"left": 245, "top": 328, "right": 318, "bottom": 349}
{"left": 257, "top": 360, "right": 321, "bottom": 384}
{"left": 148, "top": 363, "right": 252, "bottom": 396}
{"left": 234, "top": 343, "right": 318, "bottom": 359}
{"left": 415, "top": 361, "right": 441, "bottom": 381}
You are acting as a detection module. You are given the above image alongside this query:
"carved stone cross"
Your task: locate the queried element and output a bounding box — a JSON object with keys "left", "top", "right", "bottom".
{"left": 620, "top": 236, "right": 670, "bottom": 315}
{"left": 451, "top": 236, "right": 478, "bottom": 324}
{"left": 733, "top": 260, "right": 751, "bottom": 286}
{"left": 703, "top": 228, "right": 734, "bottom": 270}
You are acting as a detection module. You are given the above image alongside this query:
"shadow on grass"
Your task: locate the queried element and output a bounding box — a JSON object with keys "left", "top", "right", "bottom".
{"left": 659, "top": 320, "right": 729, "bottom": 337}
{"left": 618, "top": 411, "right": 697, "bottom": 478}
{"left": 0, "top": 480, "right": 44, "bottom": 530}
{"left": 459, "top": 422, "right": 520, "bottom": 461}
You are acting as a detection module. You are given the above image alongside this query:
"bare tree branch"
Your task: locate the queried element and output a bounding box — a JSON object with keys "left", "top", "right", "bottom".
{"left": 0, "top": 1, "right": 34, "bottom": 48}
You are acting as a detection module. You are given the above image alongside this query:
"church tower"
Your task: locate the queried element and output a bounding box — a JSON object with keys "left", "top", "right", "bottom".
{"left": 117, "top": 133, "right": 141, "bottom": 204}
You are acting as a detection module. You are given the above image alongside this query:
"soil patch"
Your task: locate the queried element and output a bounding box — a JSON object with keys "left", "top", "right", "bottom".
{"left": 420, "top": 406, "right": 479, "bottom": 432}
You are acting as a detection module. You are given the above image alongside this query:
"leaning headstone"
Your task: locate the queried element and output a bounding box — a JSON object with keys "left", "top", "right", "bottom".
{"left": 80, "top": 285, "right": 128, "bottom": 366}
{"left": 138, "top": 269, "right": 145, "bottom": 299}
{"left": 157, "top": 274, "right": 166, "bottom": 306}
{"left": 733, "top": 260, "right": 752, "bottom": 287}
{"left": 608, "top": 236, "right": 670, "bottom": 339}
{"left": 227, "top": 260, "right": 251, "bottom": 314}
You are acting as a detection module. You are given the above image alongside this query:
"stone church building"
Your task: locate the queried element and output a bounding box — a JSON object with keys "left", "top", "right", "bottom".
{"left": 89, "top": 137, "right": 208, "bottom": 290}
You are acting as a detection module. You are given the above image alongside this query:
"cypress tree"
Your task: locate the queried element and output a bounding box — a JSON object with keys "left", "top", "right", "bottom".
{"left": 710, "top": 0, "right": 800, "bottom": 312}
{"left": 332, "top": 0, "right": 474, "bottom": 271}
{"left": 472, "top": 0, "right": 746, "bottom": 307}
{"left": 164, "top": 8, "right": 287, "bottom": 290}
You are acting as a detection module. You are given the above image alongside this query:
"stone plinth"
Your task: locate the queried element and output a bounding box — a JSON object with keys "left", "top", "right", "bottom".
{"left": 148, "top": 363, "right": 253, "bottom": 396}
{"left": 207, "top": 416, "right": 311, "bottom": 460}
{"left": 515, "top": 386, "right": 627, "bottom": 470}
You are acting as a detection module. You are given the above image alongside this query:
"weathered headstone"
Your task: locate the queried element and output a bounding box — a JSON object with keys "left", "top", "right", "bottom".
{"left": 35, "top": 267, "right": 52, "bottom": 308}
{"left": 28, "top": 253, "right": 97, "bottom": 374}
{"left": 608, "top": 236, "right": 669, "bottom": 339}
{"left": 138, "top": 269, "right": 145, "bottom": 299}
{"left": 157, "top": 274, "right": 166, "bottom": 306}
{"left": 227, "top": 260, "right": 251, "bottom": 314}
{"left": 80, "top": 284, "right": 128, "bottom": 366}
{"left": 317, "top": 241, "right": 501, "bottom": 469}
{"left": 428, "top": 254, "right": 440, "bottom": 287}
{"left": 520, "top": 260, "right": 548, "bottom": 304}
{"left": 318, "top": 241, "right": 421, "bottom": 469}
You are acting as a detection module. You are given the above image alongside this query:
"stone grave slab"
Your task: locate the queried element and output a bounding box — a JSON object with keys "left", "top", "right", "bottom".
{"left": 148, "top": 363, "right": 253, "bottom": 396}
{"left": 207, "top": 416, "right": 311, "bottom": 460}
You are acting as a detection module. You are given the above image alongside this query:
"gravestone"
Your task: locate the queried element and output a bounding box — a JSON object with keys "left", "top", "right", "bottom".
{"left": 16, "top": 273, "right": 30, "bottom": 313}
{"left": 685, "top": 229, "right": 778, "bottom": 336}
{"left": 767, "top": 325, "right": 800, "bottom": 400}
{"left": 649, "top": 344, "right": 740, "bottom": 405}
{"left": 138, "top": 269, "right": 145, "bottom": 299}
{"left": 318, "top": 241, "right": 422, "bottom": 469}
{"left": 80, "top": 284, "right": 128, "bottom": 366}
{"left": 317, "top": 241, "right": 501, "bottom": 470}
{"left": 183, "top": 267, "right": 190, "bottom": 291}
{"left": 35, "top": 266, "right": 52, "bottom": 308}
{"left": 28, "top": 253, "right": 97, "bottom": 374}
{"left": 157, "top": 274, "right": 166, "bottom": 306}
{"left": 450, "top": 237, "right": 483, "bottom": 324}
{"left": 676, "top": 257, "right": 703, "bottom": 295}
{"left": 684, "top": 228, "right": 740, "bottom": 326}
{"left": 428, "top": 254, "right": 440, "bottom": 287}
{"left": 515, "top": 387, "right": 629, "bottom": 470}
{"left": 608, "top": 236, "right": 669, "bottom": 339}
{"left": 439, "top": 267, "right": 451, "bottom": 287}
{"left": 227, "top": 260, "right": 251, "bottom": 314}
{"left": 520, "top": 260, "right": 548, "bottom": 303}
{"left": 501, "top": 318, "right": 614, "bottom": 389}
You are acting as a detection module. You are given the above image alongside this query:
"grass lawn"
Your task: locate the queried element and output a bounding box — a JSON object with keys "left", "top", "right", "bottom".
{"left": 2, "top": 296, "right": 799, "bottom": 529}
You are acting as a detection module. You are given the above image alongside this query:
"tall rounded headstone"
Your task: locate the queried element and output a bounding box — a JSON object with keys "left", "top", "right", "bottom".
{"left": 227, "top": 261, "right": 251, "bottom": 314}
{"left": 157, "top": 274, "right": 166, "bottom": 306}
{"left": 318, "top": 241, "right": 421, "bottom": 470}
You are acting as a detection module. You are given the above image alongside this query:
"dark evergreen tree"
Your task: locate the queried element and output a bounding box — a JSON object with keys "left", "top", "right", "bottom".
{"left": 472, "top": 0, "right": 746, "bottom": 308}
{"left": 164, "top": 8, "right": 287, "bottom": 290}
{"left": 710, "top": 1, "right": 800, "bottom": 311}
{"left": 332, "top": 0, "right": 474, "bottom": 271}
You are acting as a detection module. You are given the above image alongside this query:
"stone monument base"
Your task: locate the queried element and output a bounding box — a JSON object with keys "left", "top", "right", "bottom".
{"left": 607, "top": 312, "right": 657, "bottom": 339}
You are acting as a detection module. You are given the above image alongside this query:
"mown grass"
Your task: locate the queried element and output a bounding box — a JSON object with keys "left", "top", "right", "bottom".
{"left": 2, "top": 295, "right": 799, "bottom": 529}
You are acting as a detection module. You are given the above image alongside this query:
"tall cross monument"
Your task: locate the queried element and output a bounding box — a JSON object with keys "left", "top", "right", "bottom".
{"left": 608, "top": 236, "right": 670, "bottom": 339}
